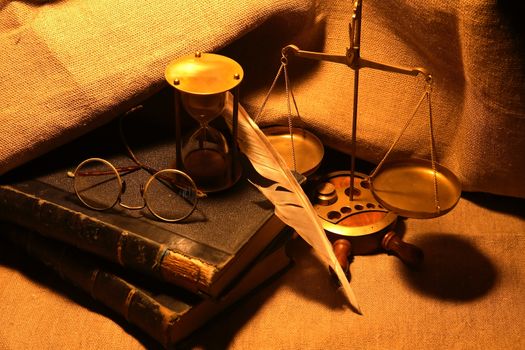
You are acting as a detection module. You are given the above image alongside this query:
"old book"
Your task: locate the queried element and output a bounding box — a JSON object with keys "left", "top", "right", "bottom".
{"left": 0, "top": 106, "right": 285, "bottom": 298}
{"left": 1, "top": 222, "right": 292, "bottom": 348}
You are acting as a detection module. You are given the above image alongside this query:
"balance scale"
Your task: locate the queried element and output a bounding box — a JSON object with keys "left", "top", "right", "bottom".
{"left": 259, "top": 0, "right": 461, "bottom": 277}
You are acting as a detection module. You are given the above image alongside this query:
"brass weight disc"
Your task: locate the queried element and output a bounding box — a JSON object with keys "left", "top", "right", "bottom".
{"left": 370, "top": 158, "right": 461, "bottom": 219}
{"left": 312, "top": 171, "right": 397, "bottom": 237}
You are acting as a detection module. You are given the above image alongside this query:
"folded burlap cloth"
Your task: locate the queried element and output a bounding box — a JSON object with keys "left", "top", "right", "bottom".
{"left": 1, "top": 0, "right": 524, "bottom": 198}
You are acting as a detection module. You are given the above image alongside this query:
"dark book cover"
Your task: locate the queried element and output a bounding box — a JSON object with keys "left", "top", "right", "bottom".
{"left": 0, "top": 103, "right": 285, "bottom": 298}
{"left": 0, "top": 222, "right": 292, "bottom": 348}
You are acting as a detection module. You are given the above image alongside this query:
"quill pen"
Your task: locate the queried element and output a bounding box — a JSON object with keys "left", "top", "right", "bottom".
{"left": 223, "top": 92, "right": 361, "bottom": 314}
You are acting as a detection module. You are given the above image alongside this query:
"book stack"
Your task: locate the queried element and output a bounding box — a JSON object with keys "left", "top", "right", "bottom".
{"left": 0, "top": 103, "right": 291, "bottom": 348}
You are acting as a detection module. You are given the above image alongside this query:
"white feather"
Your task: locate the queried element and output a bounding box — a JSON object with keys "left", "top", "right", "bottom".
{"left": 223, "top": 92, "right": 361, "bottom": 313}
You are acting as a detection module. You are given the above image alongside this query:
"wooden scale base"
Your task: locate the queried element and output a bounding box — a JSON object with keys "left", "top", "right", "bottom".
{"left": 311, "top": 171, "right": 423, "bottom": 278}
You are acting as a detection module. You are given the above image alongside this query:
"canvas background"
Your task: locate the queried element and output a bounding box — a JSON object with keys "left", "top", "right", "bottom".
{"left": 1, "top": 0, "right": 524, "bottom": 197}
{"left": 1, "top": 0, "right": 524, "bottom": 349}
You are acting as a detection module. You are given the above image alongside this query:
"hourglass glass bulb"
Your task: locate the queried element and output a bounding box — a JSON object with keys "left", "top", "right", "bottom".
{"left": 165, "top": 52, "right": 244, "bottom": 192}
{"left": 181, "top": 92, "right": 226, "bottom": 125}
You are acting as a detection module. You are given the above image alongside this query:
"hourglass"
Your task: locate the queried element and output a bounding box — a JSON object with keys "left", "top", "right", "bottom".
{"left": 165, "top": 52, "right": 243, "bottom": 192}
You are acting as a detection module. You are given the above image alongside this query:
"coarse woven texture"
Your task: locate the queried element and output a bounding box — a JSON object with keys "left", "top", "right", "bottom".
{"left": 1, "top": 193, "right": 524, "bottom": 349}
{"left": 1, "top": 1, "right": 524, "bottom": 349}
{"left": 0, "top": 0, "right": 315, "bottom": 174}
{"left": 1, "top": 0, "right": 524, "bottom": 198}
{"left": 238, "top": 0, "right": 525, "bottom": 198}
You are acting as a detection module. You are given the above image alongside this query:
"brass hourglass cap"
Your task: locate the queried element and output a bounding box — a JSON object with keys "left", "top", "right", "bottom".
{"left": 165, "top": 52, "right": 244, "bottom": 95}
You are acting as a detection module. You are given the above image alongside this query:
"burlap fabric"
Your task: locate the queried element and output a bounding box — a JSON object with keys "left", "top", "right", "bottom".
{"left": 1, "top": 0, "right": 524, "bottom": 197}
{"left": 0, "top": 0, "right": 315, "bottom": 175}
{"left": 238, "top": 0, "right": 525, "bottom": 199}
{"left": 1, "top": 1, "right": 525, "bottom": 349}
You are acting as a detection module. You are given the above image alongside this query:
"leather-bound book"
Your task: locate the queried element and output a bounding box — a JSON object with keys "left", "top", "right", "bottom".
{"left": 0, "top": 104, "right": 285, "bottom": 298}
{"left": 1, "top": 223, "right": 292, "bottom": 348}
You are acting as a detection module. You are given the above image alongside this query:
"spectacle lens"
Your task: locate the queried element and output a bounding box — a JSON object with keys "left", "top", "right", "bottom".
{"left": 74, "top": 158, "right": 122, "bottom": 210}
{"left": 144, "top": 169, "right": 198, "bottom": 222}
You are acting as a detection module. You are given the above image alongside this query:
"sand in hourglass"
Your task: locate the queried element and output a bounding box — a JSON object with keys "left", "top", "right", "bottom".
{"left": 183, "top": 148, "right": 228, "bottom": 190}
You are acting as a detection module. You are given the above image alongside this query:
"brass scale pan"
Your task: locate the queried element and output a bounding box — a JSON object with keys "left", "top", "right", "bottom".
{"left": 370, "top": 158, "right": 461, "bottom": 219}
{"left": 266, "top": 125, "right": 461, "bottom": 220}
{"left": 264, "top": 126, "right": 461, "bottom": 274}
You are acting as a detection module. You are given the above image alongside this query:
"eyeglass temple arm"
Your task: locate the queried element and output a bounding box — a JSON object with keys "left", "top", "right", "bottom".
{"left": 118, "top": 110, "right": 169, "bottom": 179}
{"left": 67, "top": 165, "right": 142, "bottom": 178}
{"left": 119, "top": 115, "right": 206, "bottom": 197}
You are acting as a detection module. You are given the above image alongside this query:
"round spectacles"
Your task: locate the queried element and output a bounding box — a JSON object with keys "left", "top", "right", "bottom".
{"left": 71, "top": 158, "right": 202, "bottom": 222}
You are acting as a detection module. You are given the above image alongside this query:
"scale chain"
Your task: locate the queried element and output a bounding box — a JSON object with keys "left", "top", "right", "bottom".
{"left": 426, "top": 84, "right": 441, "bottom": 213}
{"left": 254, "top": 55, "right": 300, "bottom": 173}
{"left": 370, "top": 90, "right": 427, "bottom": 178}
{"left": 370, "top": 79, "right": 441, "bottom": 215}
{"left": 283, "top": 63, "right": 298, "bottom": 173}
{"left": 254, "top": 62, "right": 284, "bottom": 122}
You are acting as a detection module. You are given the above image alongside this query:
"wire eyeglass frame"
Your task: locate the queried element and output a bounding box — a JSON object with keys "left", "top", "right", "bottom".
{"left": 68, "top": 106, "right": 206, "bottom": 222}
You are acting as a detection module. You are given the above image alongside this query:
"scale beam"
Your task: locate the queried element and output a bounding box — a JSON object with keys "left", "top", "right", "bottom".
{"left": 281, "top": 44, "right": 431, "bottom": 80}
{"left": 281, "top": 45, "right": 353, "bottom": 67}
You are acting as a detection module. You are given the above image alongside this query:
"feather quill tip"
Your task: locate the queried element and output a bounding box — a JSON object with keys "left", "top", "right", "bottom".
{"left": 330, "top": 266, "right": 363, "bottom": 315}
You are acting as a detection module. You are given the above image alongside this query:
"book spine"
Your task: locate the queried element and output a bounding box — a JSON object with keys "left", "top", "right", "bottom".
{"left": 0, "top": 185, "right": 217, "bottom": 293}
{"left": 1, "top": 222, "right": 180, "bottom": 349}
